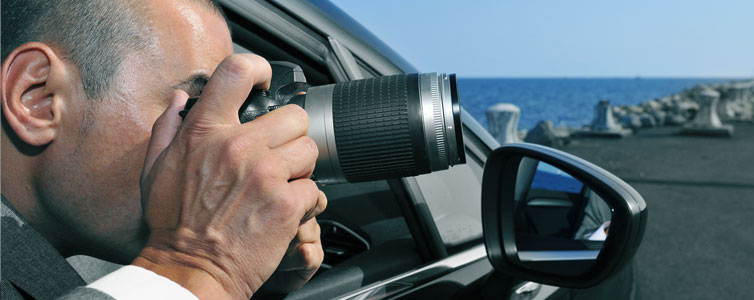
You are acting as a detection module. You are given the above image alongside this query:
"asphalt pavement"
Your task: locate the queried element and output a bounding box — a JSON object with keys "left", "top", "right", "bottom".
{"left": 560, "top": 122, "right": 754, "bottom": 300}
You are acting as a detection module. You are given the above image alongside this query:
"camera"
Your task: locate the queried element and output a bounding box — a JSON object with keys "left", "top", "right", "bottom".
{"left": 180, "top": 61, "right": 465, "bottom": 184}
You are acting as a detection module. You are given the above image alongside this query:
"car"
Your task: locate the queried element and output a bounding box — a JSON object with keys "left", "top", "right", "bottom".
{"left": 69, "top": 1, "right": 646, "bottom": 299}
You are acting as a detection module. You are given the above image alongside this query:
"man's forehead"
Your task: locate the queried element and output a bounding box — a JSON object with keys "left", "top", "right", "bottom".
{"left": 142, "top": 0, "right": 233, "bottom": 77}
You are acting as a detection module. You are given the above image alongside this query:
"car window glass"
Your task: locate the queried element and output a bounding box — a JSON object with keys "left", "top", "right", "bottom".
{"left": 414, "top": 155, "right": 483, "bottom": 250}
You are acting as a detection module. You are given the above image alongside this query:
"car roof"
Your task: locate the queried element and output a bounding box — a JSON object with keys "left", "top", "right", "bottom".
{"left": 272, "top": 0, "right": 418, "bottom": 74}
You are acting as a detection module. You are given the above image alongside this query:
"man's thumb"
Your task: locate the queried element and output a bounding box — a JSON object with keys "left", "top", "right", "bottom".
{"left": 142, "top": 90, "right": 189, "bottom": 176}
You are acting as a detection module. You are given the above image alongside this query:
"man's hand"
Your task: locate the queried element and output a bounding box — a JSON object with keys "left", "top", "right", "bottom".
{"left": 132, "top": 54, "right": 327, "bottom": 300}
{"left": 256, "top": 218, "right": 324, "bottom": 295}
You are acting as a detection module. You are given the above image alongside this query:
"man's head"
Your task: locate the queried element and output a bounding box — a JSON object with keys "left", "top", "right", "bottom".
{"left": 1, "top": 0, "right": 234, "bottom": 263}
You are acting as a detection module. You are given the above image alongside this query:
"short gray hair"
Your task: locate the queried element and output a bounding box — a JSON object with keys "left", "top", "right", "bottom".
{"left": 1, "top": 0, "right": 149, "bottom": 99}
{"left": 1, "top": 0, "right": 229, "bottom": 100}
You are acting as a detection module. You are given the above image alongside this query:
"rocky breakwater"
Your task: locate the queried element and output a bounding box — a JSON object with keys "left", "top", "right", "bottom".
{"left": 612, "top": 80, "right": 754, "bottom": 132}
{"left": 486, "top": 79, "right": 754, "bottom": 147}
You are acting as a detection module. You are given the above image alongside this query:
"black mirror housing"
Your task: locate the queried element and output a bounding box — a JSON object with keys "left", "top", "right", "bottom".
{"left": 482, "top": 143, "right": 647, "bottom": 288}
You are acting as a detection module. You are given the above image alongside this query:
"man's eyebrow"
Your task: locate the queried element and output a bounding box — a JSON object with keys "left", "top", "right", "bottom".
{"left": 173, "top": 74, "right": 210, "bottom": 97}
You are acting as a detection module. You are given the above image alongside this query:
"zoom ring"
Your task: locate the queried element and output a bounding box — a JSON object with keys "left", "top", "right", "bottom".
{"left": 332, "top": 74, "right": 428, "bottom": 182}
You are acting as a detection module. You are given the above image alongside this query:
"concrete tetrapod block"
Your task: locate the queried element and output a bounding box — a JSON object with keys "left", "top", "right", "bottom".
{"left": 680, "top": 88, "right": 734, "bottom": 137}
{"left": 486, "top": 103, "right": 522, "bottom": 144}
{"left": 574, "top": 100, "right": 632, "bottom": 138}
{"left": 524, "top": 120, "right": 570, "bottom": 147}
{"left": 718, "top": 81, "right": 754, "bottom": 121}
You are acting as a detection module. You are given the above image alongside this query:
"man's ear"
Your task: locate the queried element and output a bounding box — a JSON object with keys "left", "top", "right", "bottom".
{"left": 2, "top": 43, "right": 69, "bottom": 147}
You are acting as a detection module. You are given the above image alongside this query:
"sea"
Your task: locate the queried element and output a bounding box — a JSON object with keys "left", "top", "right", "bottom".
{"left": 457, "top": 78, "right": 746, "bottom": 131}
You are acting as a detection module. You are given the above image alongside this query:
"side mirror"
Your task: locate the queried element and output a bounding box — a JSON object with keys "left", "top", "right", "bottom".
{"left": 482, "top": 143, "right": 647, "bottom": 288}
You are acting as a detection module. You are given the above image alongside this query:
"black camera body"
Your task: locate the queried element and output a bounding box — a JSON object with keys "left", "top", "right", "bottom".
{"left": 180, "top": 61, "right": 464, "bottom": 184}
{"left": 181, "top": 62, "right": 308, "bottom": 123}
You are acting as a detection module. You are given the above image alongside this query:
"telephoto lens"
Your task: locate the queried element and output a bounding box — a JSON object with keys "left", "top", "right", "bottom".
{"left": 305, "top": 73, "right": 465, "bottom": 184}
{"left": 180, "top": 62, "right": 465, "bottom": 184}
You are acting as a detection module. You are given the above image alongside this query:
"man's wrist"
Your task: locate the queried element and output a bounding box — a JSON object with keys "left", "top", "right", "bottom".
{"left": 132, "top": 248, "right": 236, "bottom": 300}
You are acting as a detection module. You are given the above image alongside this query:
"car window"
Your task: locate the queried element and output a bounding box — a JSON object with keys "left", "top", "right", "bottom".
{"left": 414, "top": 160, "right": 483, "bottom": 249}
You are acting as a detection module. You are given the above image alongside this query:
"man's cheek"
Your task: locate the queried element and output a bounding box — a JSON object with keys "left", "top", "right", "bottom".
{"left": 80, "top": 115, "right": 154, "bottom": 197}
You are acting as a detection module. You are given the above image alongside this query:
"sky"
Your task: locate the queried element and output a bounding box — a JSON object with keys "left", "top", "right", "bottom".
{"left": 330, "top": 0, "right": 754, "bottom": 78}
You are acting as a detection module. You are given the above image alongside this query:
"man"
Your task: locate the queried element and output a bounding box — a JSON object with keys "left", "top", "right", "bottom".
{"left": 1, "top": 0, "right": 327, "bottom": 299}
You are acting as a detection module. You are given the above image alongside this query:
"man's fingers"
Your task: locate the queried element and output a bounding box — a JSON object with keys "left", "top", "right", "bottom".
{"left": 285, "top": 179, "right": 324, "bottom": 221}
{"left": 185, "top": 54, "right": 271, "bottom": 125}
{"left": 278, "top": 219, "right": 321, "bottom": 271}
{"left": 275, "top": 136, "right": 318, "bottom": 180}
{"left": 248, "top": 104, "right": 309, "bottom": 148}
{"left": 302, "top": 191, "right": 327, "bottom": 223}
{"left": 277, "top": 242, "right": 324, "bottom": 272}
{"left": 143, "top": 90, "right": 189, "bottom": 175}
{"left": 295, "top": 218, "right": 321, "bottom": 244}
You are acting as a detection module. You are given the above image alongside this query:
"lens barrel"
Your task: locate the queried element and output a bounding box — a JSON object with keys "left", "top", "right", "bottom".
{"left": 305, "top": 73, "right": 465, "bottom": 184}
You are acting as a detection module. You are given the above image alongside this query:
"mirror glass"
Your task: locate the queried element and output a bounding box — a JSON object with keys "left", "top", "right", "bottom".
{"left": 512, "top": 158, "right": 613, "bottom": 276}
